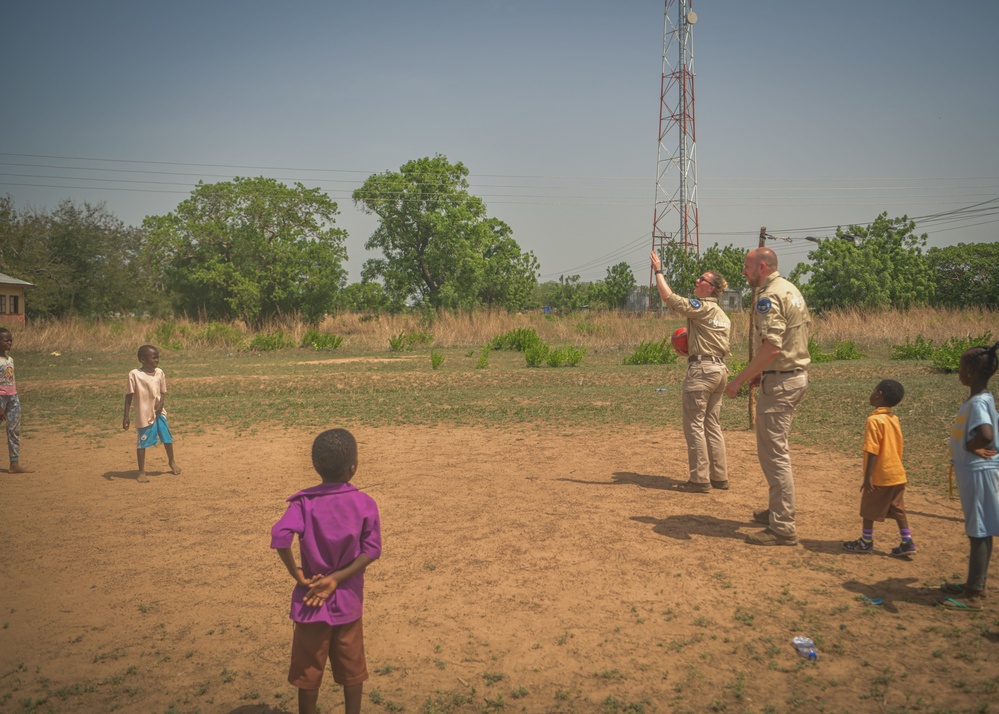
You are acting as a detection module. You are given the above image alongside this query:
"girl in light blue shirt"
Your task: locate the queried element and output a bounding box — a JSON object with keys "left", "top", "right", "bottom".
{"left": 941, "top": 342, "right": 999, "bottom": 611}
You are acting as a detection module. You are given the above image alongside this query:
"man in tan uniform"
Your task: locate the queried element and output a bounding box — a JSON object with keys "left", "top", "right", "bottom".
{"left": 651, "top": 251, "right": 732, "bottom": 493}
{"left": 725, "top": 247, "right": 810, "bottom": 545}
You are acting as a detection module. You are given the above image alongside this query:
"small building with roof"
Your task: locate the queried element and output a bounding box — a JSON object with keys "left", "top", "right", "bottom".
{"left": 0, "top": 273, "right": 35, "bottom": 326}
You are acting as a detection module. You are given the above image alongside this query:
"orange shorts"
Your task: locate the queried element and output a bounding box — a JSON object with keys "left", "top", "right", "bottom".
{"left": 288, "top": 618, "right": 368, "bottom": 690}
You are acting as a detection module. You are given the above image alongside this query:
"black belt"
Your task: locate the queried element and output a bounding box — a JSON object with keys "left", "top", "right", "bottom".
{"left": 688, "top": 355, "right": 724, "bottom": 364}
{"left": 762, "top": 368, "right": 805, "bottom": 375}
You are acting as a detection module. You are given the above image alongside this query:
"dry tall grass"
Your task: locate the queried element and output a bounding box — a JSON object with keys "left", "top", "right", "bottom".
{"left": 7, "top": 306, "right": 995, "bottom": 355}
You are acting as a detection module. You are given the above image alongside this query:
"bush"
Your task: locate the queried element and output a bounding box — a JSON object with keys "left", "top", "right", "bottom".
{"left": 147, "top": 321, "right": 185, "bottom": 351}
{"left": 476, "top": 346, "right": 491, "bottom": 369}
{"left": 489, "top": 327, "right": 542, "bottom": 352}
{"left": 389, "top": 331, "right": 434, "bottom": 352}
{"left": 624, "top": 339, "right": 677, "bottom": 365}
{"left": 891, "top": 335, "right": 935, "bottom": 361}
{"left": 301, "top": 329, "right": 343, "bottom": 351}
{"left": 406, "top": 330, "right": 434, "bottom": 348}
{"left": 931, "top": 333, "right": 994, "bottom": 373}
{"left": 430, "top": 349, "right": 445, "bottom": 370}
{"left": 560, "top": 345, "right": 586, "bottom": 367}
{"left": 524, "top": 342, "right": 550, "bottom": 368}
{"left": 834, "top": 341, "right": 864, "bottom": 361}
{"left": 388, "top": 332, "right": 407, "bottom": 352}
{"left": 807, "top": 336, "right": 836, "bottom": 364}
{"left": 196, "top": 322, "right": 247, "bottom": 350}
{"left": 249, "top": 330, "right": 295, "bottom": 351}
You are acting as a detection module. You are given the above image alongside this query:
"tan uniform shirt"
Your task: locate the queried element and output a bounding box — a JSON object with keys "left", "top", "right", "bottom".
{"left": 754, "top": 272, "right": 811, "bottom": 371}
{"left": 664, "top": 294, "right": 731, "bottom": 358}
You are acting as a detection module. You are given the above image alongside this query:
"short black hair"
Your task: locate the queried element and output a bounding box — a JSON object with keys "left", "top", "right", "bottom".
{"left": 137, "top": 344, "right": 158, "bottom": 360}
{"left": 312, "top": 428, "right": 358, "bottom": 482}
{"left": 0, "top": 327, "right": 11, "bottom": 338}
{"left": 876, "top": 379, "right": 905, "bottom": 407}
{"left": 963, "top": 342, "right": 999, "bottom": 382}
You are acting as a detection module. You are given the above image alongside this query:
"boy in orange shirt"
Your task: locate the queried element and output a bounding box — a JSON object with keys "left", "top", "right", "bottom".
{"left": 843, "top": 380, "right": 916, "bottom": 556}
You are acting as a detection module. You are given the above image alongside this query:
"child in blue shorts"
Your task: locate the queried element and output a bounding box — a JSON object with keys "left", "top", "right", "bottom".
{"left": 122, "top": 344, "right": 180, "bottom": 483}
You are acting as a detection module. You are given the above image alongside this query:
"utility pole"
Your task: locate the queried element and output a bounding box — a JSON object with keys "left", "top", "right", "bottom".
{"left": 649, "top": 0, "right": 700, "bottom": 308}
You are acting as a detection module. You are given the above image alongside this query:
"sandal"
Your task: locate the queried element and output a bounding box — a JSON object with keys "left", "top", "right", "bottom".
{"left": 938, "top": 596, "right": 983, "bottom": 611}
{"left": 939, "top": 583, "right": 987, "bottom": 599}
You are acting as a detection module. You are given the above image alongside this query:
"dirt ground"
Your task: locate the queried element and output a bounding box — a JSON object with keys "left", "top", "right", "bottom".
{"left": 0, "top": 424, "right": 995, "bottom": 714}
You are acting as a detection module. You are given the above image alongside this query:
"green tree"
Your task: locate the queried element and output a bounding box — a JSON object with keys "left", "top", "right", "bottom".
{"left": 353, "top": 155, "right": 538, "bottom": 311}
{"left": 338, "top": 280, "right": 391, "bottom": 312}
{"left": 701, "top": 243, "right": 747, "bottom": 293}
{"left": 655, "top": 240, "right": 702, "bottom": 294}
{"left": 0, "top": 196, "right": 157, "bottom": 317}
{"left": 592, "top": 262, "right": 636, "bottom": 310}
{"left": 143, "top": 177, "right": 348, "bottom": 323}
{"left": 789, "top": 213, "right": 934, "bottom": 311}
{"left": 927, "top": 242, "right": 999, "bottom": 309}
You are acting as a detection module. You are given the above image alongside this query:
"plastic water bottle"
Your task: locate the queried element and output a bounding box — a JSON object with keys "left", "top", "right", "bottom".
{"left": 792, "top": 636, "right": 818, "bottom": 660}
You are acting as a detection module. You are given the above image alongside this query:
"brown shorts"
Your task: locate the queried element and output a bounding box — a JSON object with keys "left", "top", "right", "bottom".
{"left": 288, "top": 618, "right": 368, "bottom": 690}
{"left": 860, "top": 484, "right": 906, "bottom": 522}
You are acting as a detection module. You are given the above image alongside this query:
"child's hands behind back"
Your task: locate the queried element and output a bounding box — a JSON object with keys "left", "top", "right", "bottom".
{"left": 303, "top": 574, "right": 338, "bottom": 608}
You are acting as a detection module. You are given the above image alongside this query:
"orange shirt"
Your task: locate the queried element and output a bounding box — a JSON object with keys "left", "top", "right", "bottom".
{"left": 863, "top": 407, "right": 906, "bottom": 487}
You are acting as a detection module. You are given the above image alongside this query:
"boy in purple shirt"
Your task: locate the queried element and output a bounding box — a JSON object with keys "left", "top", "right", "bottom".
{"left": 271, "top": 428, "right": 381, "bottom": 714}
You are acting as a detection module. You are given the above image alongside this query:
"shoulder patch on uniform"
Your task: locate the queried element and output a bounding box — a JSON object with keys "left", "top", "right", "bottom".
{"left": 689, "top": 298, "right": 702, "bottom": 309}
{"left": 756, "top": 297, "right": 772, "bottom": 314}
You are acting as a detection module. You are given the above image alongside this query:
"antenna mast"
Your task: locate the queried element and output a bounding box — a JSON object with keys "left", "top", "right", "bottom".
{"left": 650, "top": 0, "right": 699, "bottom": 305}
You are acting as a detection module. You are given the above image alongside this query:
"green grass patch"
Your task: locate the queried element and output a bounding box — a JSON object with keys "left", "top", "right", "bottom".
{"left": 14, "top": 345, "right": 977, "bottom": 489}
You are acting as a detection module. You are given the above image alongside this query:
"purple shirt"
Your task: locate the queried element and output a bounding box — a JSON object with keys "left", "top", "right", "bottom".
{"left": 271, "top": 482, "right": 381, "bottom": 625}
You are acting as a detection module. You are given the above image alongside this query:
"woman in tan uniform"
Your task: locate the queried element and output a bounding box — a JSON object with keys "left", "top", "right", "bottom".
{"left": 650, "top": 251, "right": 732, "bottom": 492}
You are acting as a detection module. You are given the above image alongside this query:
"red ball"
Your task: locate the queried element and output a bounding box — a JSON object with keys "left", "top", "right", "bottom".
{"left": 671, "top": 327, "right": 688, "bottom": 355}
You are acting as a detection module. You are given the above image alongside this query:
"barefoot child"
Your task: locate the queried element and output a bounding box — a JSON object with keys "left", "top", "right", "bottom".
{"left": 271, "top": 428, "right": 381, "bottom": 714}
{"left": 122, "top": 344, "right": 180, "bottom": 483}
{"left": 0, "top": 328, "right": 33, "bottom": 473}
{"left": 843, "top": 379, "right": 916, "bottom": 556}
{"left": 939, "top": 343, "right": 999, "bottom": 612}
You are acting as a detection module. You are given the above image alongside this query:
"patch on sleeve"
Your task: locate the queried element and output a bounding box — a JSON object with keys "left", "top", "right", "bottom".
{"left": 689, "top": 298, "right": 702, "bottom": 309}
{"left": 756, "top": 297, "right": 772, "bottom": 314}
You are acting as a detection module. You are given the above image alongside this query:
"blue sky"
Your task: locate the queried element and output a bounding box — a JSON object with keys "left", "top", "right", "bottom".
{"left": 3, "top": 1, "right": 997, "bottom": 285}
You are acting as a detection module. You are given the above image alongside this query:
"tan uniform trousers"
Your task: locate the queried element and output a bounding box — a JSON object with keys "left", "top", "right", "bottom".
{"left": 756, "top": 370, "right": 808, "bottom": 537}
{"left": 682, "top": 361, "right": 729, "bottom": 484}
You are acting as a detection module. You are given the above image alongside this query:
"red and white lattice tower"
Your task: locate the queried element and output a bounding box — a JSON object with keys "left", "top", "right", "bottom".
{"left": 650, "top": 0, "right": 699, "bottom": 303}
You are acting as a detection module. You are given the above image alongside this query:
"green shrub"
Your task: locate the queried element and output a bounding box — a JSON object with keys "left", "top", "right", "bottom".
{"left": 834, "top": 341, "right": 864, "bottom": 361}
{"left": 726, "top": 357, "right": 750, "bottom": 397}
{"left": 301, "top": 329, "right": 343, "bottom": 351}
{"left": 430, "top": 349, "right": 445, "bottom": 370}
{"left": 489, "top": 327, "right": 542, "bottom": 352}
{"left": 807, "top": 336, "right": 836, "bottom": 364}
{"left": 197, "top": 322, "right": 247, "bottom": 350}
{"left": 931, "top": 332, "right": 994, "bottom": 373}
{"left": 890, "top": 335, "right": 935, "bottom": 361}
{"left": 405, "top": 330, "right": 434, "bottom": 348}
{"left": 624, "top": 339, "right": 677, "bottom": 365}
{"left": 524, "top": 342, "right": 550, "bottom": 368}
{"left": 476, "top": 346, "right": 491, "bottom": 369}
{"left": 546, "top": 348, "right": 564, "bottom": 368}
{"left": 389, "top": 331, "right": 434, "bottom": 352}
{"left": 249, "top": 330, "right": 294, "bottom": 351}
{"left": 560, "top": 345, "right": 586, "bottom": 367}
{"left": 388, "top": 332, "right": 407, "bottom": 352}
{"left": 147, "top": 322, "right": 185, "bottom": 350}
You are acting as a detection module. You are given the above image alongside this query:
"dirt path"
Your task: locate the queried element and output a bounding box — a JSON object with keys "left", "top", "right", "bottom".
{"left": 0, "top": 425, "right": 993, "bottom": 713}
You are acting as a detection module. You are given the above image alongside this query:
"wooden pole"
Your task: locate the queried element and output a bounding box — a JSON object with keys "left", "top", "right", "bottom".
{"left": 748, "top": 226, "right": 767, "bottom": 428}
